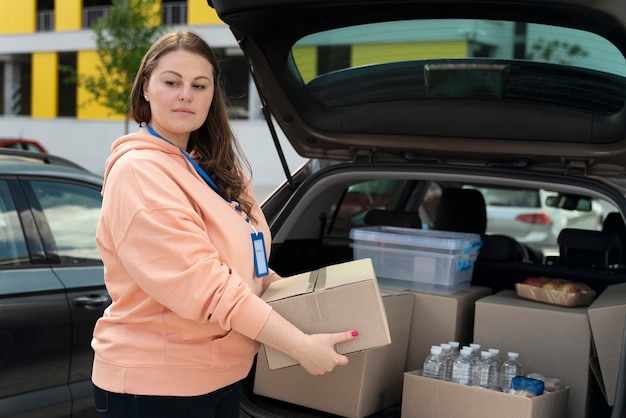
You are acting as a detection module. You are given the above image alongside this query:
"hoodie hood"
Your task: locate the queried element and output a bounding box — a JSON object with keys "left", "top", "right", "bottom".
{"left": 102, "top": 131, "right": 184, "bottom": 193}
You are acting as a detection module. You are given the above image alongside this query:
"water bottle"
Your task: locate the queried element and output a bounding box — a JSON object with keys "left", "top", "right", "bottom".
{"left": 472, "top": 351, "right": 493, "bottom": 388}
{"left": 451, "top": 347, "right": 473, "bottom": 385}
{"left": 487, "top": 348, "right": 503, "bottom": 389}
{"left": 423, "top": 345, "right": 444, "bottom": 379}
{"left": 500, "top": 352, "right": 523, "bottom": 392}
{"left": 440, "top": 343, "right": 454, "bottom": 381}
{"left": 469, "top": 343, "right": 481, "bottom": 362}
{"left": 448, "top": 341, "right": 461, "bottom": 358}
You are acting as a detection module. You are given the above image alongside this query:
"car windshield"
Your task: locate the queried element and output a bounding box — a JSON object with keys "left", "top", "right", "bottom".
{"left": 292, "top": 18, "right": 626, "bottom": 112}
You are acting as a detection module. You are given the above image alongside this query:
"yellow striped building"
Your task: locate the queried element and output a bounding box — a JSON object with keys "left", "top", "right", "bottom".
{"left": 0, "top": 0, "right": 249, "bottom": 120}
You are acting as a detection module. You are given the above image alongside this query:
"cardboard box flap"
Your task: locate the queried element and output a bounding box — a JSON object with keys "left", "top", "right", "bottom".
{"left": 587, "top": 282, "right": 626, "bottom": 406}
{"left": 319, "top": 258, "right": 377, "bottom": 289}
{"left": 261, "top": 270, "right": 316, "bottom": 302}
{"left": 262, "top": 258, "right": 376, "bottom": 303}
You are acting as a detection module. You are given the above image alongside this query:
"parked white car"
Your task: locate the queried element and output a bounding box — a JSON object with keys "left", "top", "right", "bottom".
{"left": 477, "top": 187, "right": 615, "bottom": 252}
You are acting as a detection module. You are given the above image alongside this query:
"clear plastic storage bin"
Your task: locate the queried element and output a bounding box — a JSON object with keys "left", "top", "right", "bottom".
{"left": 350, "top": 226, "right": 482, "bottom": 294}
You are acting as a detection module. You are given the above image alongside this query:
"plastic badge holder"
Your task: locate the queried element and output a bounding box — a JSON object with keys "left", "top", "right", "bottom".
{"left": 350, "top": 226, "right": 482, "bottom": 294}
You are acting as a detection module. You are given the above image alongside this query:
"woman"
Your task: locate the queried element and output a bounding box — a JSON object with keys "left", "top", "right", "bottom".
{"left": 91, "top": 31, "right": 358, "bottom": 417}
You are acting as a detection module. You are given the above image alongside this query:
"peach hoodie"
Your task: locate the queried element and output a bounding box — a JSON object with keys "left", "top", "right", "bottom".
{"left": 91, "top": 132, "right": 274, "bottom": 396}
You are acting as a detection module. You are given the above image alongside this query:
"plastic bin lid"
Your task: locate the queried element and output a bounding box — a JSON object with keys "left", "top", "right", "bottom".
{"left": 349, "top": 226, "right": 482, "bottom": 251}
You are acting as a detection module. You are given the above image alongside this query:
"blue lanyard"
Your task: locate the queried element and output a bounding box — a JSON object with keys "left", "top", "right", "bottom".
{"left": 146, "top": 124, "right": 221, "bottom": 192}
{"left": 144, "top": 124, "right": 268, "bottom": 277}
{"left": 144, "top": 124, "right": 252, "bottom": 225}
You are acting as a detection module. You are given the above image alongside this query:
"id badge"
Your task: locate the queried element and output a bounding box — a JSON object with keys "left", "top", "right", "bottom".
{"left": 252, "top": 232, "right": 269, "bottom": 277}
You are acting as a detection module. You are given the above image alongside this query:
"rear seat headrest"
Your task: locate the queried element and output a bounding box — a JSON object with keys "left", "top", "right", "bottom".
{"left": 558, "top": 228, "right": 620, "bottom": 251}
{"left": 478, "top": 234, "right": 526, "bottom": 262}
{"left": 557, "top": 228, "right": 621, "bottom": 269}
{"left": 434, "top": 188, "right": 487, "bottom": 234}
{"left": 602, "top": 212, "right": 626, "bottom": 233}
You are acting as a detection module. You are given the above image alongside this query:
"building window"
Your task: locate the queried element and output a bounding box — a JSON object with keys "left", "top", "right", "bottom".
{"left": 82, "top": 0, "right": 112, "bottom": 29}
{"left": 37, "top": 0, "right": 54, "bottom": 32}
{"left": 58, "top": 53, "right": 77, "bottom": 117}
{"left": 162, "top": 1, "right": 187, "bottom": 25}
{"left": 0, "top": 65, "right": 4, "bottom": 114}
{"left": 36, "top": 11, "right": 54, "bottom": 32}
{"left": 2, "top": 58, "right": 31, "bottom": 116}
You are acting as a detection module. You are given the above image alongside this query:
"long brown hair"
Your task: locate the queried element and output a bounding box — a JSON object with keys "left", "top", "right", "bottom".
{"left": 129, "top": 31, "right": 256, "bottom": 222}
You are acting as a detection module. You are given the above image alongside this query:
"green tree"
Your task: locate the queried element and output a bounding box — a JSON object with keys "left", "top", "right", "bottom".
{"left": 526, "top": 38, "right": 589, "bottom": 65}
{"left": 64, "top": 0, "right": 167, "bottom": 132}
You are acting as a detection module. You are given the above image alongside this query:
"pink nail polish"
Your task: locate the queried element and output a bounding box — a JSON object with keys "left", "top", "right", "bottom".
{"left": 351, "top": 330, "right": 359, "bottom": 337}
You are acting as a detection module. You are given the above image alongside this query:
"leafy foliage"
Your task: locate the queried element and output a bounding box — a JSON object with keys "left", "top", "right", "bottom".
{"left": 526, "top": 38, "right": 589, "bottom": 65}
{"left": 62, "top": 0, "right": 168, "bottom": 125}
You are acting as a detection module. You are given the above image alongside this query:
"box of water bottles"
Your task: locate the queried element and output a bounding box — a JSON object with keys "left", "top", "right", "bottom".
{"left": 350, "top": 226, "right": 482, "bottom": 294}
{"left": 402, "top": 342, "right": 569, "bottom": 418}
{"left": 401, "top": 370, "right": 569, "bottom": 418}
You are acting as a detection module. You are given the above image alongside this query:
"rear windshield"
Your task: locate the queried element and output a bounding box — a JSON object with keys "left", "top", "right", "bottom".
{"left": 292, "top": 19, "right": 626, "bottom": 112}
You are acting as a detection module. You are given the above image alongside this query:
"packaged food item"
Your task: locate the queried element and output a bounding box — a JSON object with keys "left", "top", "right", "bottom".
{"left": 526, "top": 373, "right": 565, "bottom": 392}
{"left": 511, "top": 376, "right": 544, "bottom": 397}
{"left": 515, "top": 277, "right": 596, "bottom": 307}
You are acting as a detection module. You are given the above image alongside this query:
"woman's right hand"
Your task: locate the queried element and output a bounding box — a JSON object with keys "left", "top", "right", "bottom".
{"left": 256, "top": 310, "right": 358, "bottom": 376}
{"left": 292, "top": 331, "right": 358, "bottom": 375}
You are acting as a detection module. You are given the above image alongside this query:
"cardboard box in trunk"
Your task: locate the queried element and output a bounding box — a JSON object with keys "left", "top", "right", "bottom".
{"left": 401, "top": 370, "right": 569, "bottom": 418}
{"left": 260, "top": 258, "right": 391, "bottom": 369}
{"left": 587, "top": 282, "right": 626, "bottom": 406}
{"left": 405, "top": 286, "right": 491, "bottom": 371}
{"left": 473, "top": 290, "right": 591, "bottom": 418}
{"left": 254, "top": 290, "right": 414, "bottom": 418}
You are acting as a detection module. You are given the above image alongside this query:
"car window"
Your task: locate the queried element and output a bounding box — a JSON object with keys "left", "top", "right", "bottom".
{"left": 30, "top": 181, "right": 102, "bottom": 264}
{"left": 325, "top": 179, "right": 410, "bottom": 237}
{"left": 455, "top": 184, "right": 617, "bottom": 257}
{"left": 292, "top": 18, "right": 626, "bottom": 113}
{"left": 325, "top": 179, "right": 619, "bottom": 260}
{"left": 324, "top": 179, "right": 434, "bottom": 237}
{"left": 0, "top": 182, "right": 29, "bottom": 266}
{"left": 474, "top": 187, "right": 540, "bottom": 208}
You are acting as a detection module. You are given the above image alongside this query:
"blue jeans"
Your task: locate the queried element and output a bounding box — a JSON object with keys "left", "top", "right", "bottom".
{"left": 92, "top": 381, "right": 241, "bottom": 418}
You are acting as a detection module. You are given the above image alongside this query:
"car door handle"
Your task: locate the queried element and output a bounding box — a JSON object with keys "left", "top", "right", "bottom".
{"left": 73, "top": 295, "right": 110, "bottom": 309}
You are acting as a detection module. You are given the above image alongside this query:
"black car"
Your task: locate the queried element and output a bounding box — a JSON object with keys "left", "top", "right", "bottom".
{"left": 207, "top": 1, "right": 626, "bottom": 417}
{"left": 0, "top": 149, "right": 106, "bottom": 417}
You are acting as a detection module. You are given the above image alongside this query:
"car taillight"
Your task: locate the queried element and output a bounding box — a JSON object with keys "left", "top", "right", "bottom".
{"left": 515, "top": 212, "right": 553, "bottom": 225}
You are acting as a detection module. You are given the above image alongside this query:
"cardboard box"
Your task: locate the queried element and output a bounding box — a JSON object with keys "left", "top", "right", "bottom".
{"left": 254, "top": 290, "right": 414, "bottom": 418}
{"left": 401, "top": 370, "right": 569, "bottom": 418}
{"left": 587, "top": 282, "right": 626, "bottom": 406}
{"left": 473, "top": 290, "right": 591, "bottom": 418}
{"left": 405, "top": 286, "right": 492, "bottom": 371}
{"left": 260, "top": 258, "right": 391, "bottom": 369}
